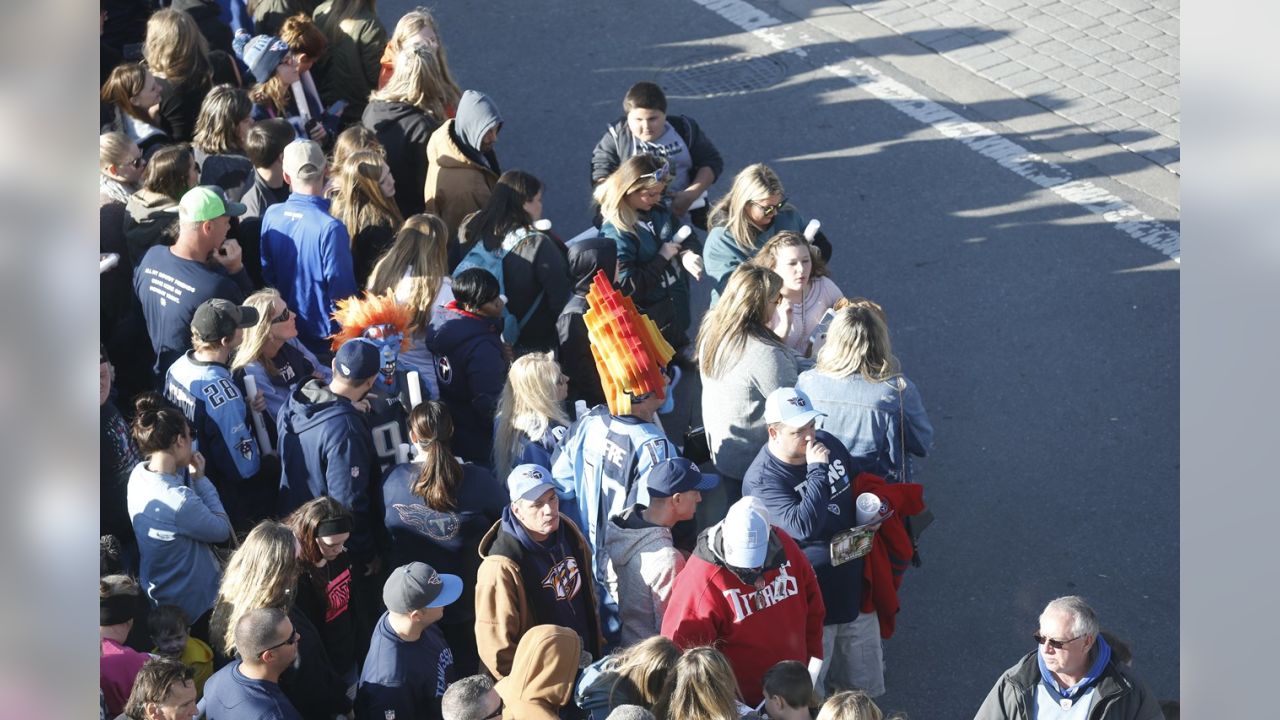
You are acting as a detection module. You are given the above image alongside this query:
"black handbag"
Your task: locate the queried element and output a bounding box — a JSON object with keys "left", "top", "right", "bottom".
{"left": 681, "top": 426, "right": 712, "bottom": 465}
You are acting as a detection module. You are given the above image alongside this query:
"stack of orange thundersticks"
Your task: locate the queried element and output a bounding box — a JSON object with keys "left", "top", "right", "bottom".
{"left": 582, "top": 269, "right": 675, "bottom": 416}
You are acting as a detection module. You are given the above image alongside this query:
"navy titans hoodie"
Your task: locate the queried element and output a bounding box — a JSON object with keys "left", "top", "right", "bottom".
{"left": 424, "top": 302, "right": 508, "bottom": 466}
{"left": 277, "top": 378, "right": 381, "bottom": 563}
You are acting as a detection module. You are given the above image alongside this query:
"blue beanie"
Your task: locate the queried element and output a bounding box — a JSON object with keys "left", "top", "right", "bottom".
{"left": 234, "top": 33, "right": 291, "bottom": 85}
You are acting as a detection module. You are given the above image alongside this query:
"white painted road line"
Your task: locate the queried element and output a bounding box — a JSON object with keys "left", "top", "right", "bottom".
{"left": 689, "top": 0, "right": 1181, "bottom": 260}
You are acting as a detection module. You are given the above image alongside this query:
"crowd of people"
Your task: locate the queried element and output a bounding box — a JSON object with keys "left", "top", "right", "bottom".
{"left": 99, "top": 2, "right": 1175, "bottom": 719}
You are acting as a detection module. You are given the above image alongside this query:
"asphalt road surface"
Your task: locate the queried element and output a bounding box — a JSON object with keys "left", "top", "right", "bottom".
{"left": 381, "top": 0, "right": 1180, "bottom": 715}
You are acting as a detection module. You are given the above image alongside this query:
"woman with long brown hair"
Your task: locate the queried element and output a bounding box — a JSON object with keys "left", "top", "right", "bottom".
{"left": 379, "top": 400, "right": 505, "bottom": 676}
{"left": 365, "top": 213, "right": 453, "bottom": 387}
{"left": 143, "top": 8, "right": 239, "bottom": 142}
{"left": 331, "top": 148, "right": 404, "bottom": 285}
{"left": 283, "top": 497, "right": 360, "bottom": 693}
{"left": 100, "top": 62, "right": 171, "bottom": 154}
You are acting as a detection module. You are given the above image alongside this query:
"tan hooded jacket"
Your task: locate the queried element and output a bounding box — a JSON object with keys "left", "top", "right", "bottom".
{"left": 423, "top": 118, "right": 499, "bottom": 242}
{"left": 475, "top": 512, "right": 603, "bottom": 680}
{"left": 494, "top": 624, "right": 583, "bottom": 720}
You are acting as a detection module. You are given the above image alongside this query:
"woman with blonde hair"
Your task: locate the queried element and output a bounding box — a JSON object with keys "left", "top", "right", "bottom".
{"left": 313, "top": 0, "right": 387, "bottom": 122}
{"left": 578, "top": 635, "right": 682, "bottom": 719}
{"left": 232, "top": 288, "right": 331, "bottom": 420}
{"left": 697, "top": 264, "right": 796, "bottom": 507}
{"left": 363, "top": 44, "right": 449, "bottom": 218}
{"left": 379, "top": 400, "right": 504, "bottom": 675}
{"left": 652, "top": 646, "right": 745, "bottom": 720}
{"left": 704, "top": 163, "right": 830, "bottom": 302}
{"left": 143, "top": 8, "right": 238, "bottom": 142}
{"left": 815, "top": 690, "right": 883, "bottom": 720}
{"left": 209, "top": 519, "right": 354, "bottom": 717}
{"left": 377, "top": 6, "right": 462, "bottom": 113}
{"left": 366, "top": 213, "right": 454, "bottom": 389}
{"left": 749, "top": 231, "right": 844, "bottom": 357}
{"left": 331, "top": 148, "right": 404, "bottom": 285}
{"left": 492, "top": 351, "right": 571, "bottom": 482}
{"left": 192, "top": 84, "right": 256, "bottom": 201}
{"left": 796, "top": 299, "right": 932, "bottom": 482}
{"left": 595, "top": 154, "right": 703, "bottom": 350}
{"left": 100, "top": 62, "right": 170, "bottom": 154}
{"left": 100, "top": 132, "right": 146, "bottom": 205}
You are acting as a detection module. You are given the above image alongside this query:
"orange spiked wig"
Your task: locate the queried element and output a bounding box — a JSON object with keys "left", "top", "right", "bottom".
{"left": 583, "top": 270, "right": 676, "bottom": 416}
{"left": 329, "top": 289, "right": 414, "bottom": 352}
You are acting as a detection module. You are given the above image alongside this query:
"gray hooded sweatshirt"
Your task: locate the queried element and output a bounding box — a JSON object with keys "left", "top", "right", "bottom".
{"left": 602, "top": 505, "right": 686, "bottom": 647}
{"left": 454, "top": 90, "right": 503, "bottom": 171}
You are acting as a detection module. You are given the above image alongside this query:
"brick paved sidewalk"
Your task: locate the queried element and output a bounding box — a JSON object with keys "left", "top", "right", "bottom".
{"left": 849, "top": 0, "right": 1180, "bottom": 173}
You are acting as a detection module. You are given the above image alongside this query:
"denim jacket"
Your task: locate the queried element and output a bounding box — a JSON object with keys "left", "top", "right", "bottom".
{"left": 796, "top": 369, "right": 934, "bottom": 481}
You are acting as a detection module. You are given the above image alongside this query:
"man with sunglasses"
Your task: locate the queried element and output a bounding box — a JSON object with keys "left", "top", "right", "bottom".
{"left": 975, "top": 596, "right": 1163, "bottom": 720}
{"left": 200, "top": 607, "right": 303, "bottom": 719}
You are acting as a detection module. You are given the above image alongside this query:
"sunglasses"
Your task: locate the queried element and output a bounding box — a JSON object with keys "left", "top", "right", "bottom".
{"left": 272, "top": 306, "right": 292, "bottom": 323}
{"left": 636, "top": 162, "right": 670, "bottom": 185}
{"left": 263, "top": 629, "right": 300, "bottom": 654}
{"left": 483, "top": 698, "right": 505, "bottom": 720}
{"left": 1033, "top": 633, "right": 1083, "bottom": 650}
{"left": 750, "top": 196, "right": 787, "bottom": 217}
{"left": 128, "top": 156, "right": 147, "bottom": 169}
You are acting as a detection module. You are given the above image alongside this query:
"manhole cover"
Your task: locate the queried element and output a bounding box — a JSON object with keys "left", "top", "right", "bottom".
{"left": 660, "top": 53, "right": 787, "bottom": 98}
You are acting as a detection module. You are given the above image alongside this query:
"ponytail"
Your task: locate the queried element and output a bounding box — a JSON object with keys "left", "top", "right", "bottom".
{"left": 408, "top": 401, "right": 462, "bottom": 511}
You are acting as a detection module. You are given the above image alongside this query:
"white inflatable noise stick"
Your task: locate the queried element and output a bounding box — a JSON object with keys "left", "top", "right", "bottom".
{"left": 243, "top": 375, "right": 274, "bottom": 456}
{"left": 803, "top": 219, "right": 821, "bottom": 242}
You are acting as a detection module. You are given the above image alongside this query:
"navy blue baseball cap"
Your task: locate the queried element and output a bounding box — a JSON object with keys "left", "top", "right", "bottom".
{"left": 646, "top": 458, "right": 719, "bottom": 498}
{"left": 334, "top": 338, "right": 381, "bottom": 381}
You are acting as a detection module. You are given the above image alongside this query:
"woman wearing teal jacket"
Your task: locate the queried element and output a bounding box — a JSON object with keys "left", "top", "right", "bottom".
{"left": 704, "top": 163, "right": 831, "bottom": 303}
{"left": 594, "top": 155, "right": 704, "bottom": 350}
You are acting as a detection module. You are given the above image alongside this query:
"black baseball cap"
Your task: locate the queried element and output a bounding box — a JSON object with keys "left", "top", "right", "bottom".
{"left": 191, "top": 298, "right": 259, "bottom": 342}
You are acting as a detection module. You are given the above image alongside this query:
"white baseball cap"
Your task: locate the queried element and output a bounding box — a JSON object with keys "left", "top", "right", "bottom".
{"left": 721, "top": 497, "right": 770, "bottom": 569}
{"left": 764, "top": 387, "right": 826, "bottom": 427}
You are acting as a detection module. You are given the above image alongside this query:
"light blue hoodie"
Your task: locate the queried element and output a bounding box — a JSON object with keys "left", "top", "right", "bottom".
{"left": 127, "top": 462, "right": 231, "bottom": 621}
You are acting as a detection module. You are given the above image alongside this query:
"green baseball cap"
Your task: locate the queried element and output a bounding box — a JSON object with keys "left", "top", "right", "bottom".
{"left": 178, "top": 185, "right": 247, "bottom": 223}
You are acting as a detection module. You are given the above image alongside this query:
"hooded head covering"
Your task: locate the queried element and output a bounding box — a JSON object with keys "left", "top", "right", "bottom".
{"left": 494, "top": 624, "right": 583, "bottom": 720}
{"left": 568, "top": 237, "right": 618, "bottom": 295}
{"left": 454, "top": 90, "right": 503, "bottom": 159}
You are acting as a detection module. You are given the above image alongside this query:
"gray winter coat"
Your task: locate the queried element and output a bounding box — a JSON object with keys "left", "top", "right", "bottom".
{"left": 602, "top": 506, "right": 685, "bottom": 647}
{"left": 974, "top": 651, "right": 1164, "bottom": 720}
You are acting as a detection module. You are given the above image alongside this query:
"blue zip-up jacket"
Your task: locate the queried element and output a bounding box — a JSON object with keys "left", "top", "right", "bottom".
{"left": 424, "top": 303, "right": 508, "bottom": 466}
{"left": 277, "top": 378, "right": 381, "bottom": 563}
{"left": 741, "top": 430, "right": 864, "bottom": 625}
{"left": 260, "top": 193, "right": 357, "bottom": 355}
{"left": 127, "top": 462, "right": 231, "bottom": 621}
{"left": 795, "top": 369, "right": 933, "bottom": 482}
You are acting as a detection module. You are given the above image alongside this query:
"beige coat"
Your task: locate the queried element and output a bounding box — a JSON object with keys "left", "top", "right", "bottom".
{"left": 423, "top": 119, "right": 499, "bottom": 243}
{"left": 474, "top": 513, "right": 603, "bottom": 680}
